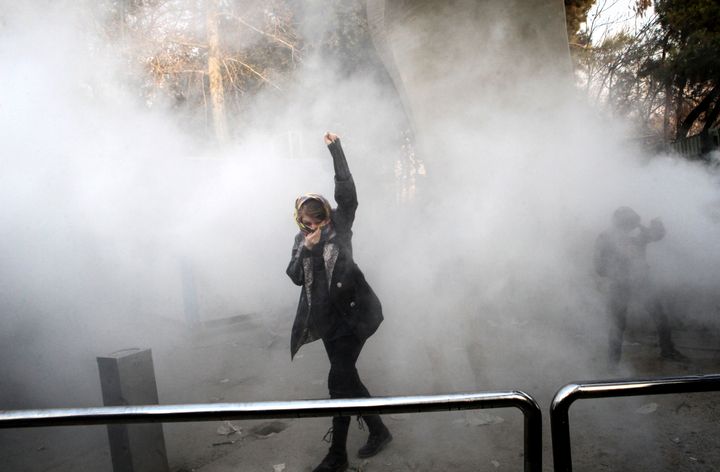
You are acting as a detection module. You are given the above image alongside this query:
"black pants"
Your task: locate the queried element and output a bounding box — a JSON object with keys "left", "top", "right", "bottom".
{"left": 322, "top": 334, "right": 384, "bottom": 454}
{"left": 608, "top": 283, "right": 674, "bottom": 364}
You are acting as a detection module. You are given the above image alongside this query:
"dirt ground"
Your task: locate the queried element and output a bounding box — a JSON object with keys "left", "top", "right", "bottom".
{"left": 1, "top": 313, "right": 719, "bottom": 472}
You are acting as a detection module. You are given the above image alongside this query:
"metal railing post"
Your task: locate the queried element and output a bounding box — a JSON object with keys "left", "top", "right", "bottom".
{"left": 0, "top": 391, "right": 542, "bottom": 472}
{"left": 518, "top": 392, "right": 543, "bottom": 472}
{"left": 550, "top": 374, "right": 720, "bottom": 472}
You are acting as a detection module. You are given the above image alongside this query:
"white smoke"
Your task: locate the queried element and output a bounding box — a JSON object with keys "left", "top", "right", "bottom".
{"left": 0, "top": 3, "right": 719, "bottom": 469}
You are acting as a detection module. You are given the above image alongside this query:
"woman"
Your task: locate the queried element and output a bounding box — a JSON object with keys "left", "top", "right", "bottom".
{"left": 286, "top": 132, "right": 392, "bottom": 472}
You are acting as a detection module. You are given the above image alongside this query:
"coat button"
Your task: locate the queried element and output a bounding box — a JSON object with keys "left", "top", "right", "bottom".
{"left": 350, "top": 301, "right": 356, "bottom": 307}
{"left": 336, "top": 282, "right": 342, "bottom": 288}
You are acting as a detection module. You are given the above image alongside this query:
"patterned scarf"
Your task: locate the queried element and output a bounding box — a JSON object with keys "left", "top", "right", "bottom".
{"left": 294, "top": 193, "right": 332, "bottom": 234}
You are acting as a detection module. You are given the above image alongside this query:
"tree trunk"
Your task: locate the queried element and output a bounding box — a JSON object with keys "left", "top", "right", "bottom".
{"left": 207, "top": 0, "right": 227, "bottom": 143}
{"left": 677, "top": 85, "right": 720, "bottom": 138}
{"left": 661, "top": 36, "right": 670, "bottom": 140}
{"left": 673, "top": 76, "right": 687, "bottom": 140}
{"left": 702, "top": 98, "right": 720, "bottom": 133}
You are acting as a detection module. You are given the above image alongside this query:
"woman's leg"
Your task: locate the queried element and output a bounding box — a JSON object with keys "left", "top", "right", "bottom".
{"left": 310, "top": 335, "right": 365, "bottom": 471}
{"left": 323, "top": 335, "right": 391, "bottom": 459}
{"left": 322, "top": 334, "right": 365, "bottom": 459}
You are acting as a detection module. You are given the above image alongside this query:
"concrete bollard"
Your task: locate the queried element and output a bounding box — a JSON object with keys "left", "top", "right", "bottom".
{"left": 97, "top": 348, "right": 169, "bottom": 472}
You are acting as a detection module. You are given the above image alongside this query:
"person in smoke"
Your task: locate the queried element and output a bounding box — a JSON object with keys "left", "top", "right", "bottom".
{"left": 286, "top": 132, "right": 392, "bottom": 472}
{"left": 594, "top": 206, "right": 688, "bottom": 365}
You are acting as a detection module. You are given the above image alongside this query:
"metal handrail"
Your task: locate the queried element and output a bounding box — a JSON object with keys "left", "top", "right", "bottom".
{"left": 550, "top": 374, "right": 720, "bottom": 472}
{"left": 0, "top": 391, "right": 542, "bottom": 471}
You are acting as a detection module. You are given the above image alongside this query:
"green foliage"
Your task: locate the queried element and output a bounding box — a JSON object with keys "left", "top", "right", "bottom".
{"left": 653, "top": 0, "right": 720, "bottom": 136}
{"left": 655, "top": 0, "right": 720, "bottom": 83}
{"left": 574, "top": 0, "right": 720, "bottom": 142}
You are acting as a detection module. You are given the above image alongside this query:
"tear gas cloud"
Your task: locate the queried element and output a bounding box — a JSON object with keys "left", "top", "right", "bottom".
{"left": 1, "top": 0, "right": 719, "bottom": 417}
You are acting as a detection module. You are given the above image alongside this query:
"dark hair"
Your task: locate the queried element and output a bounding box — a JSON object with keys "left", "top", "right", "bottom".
{"left": 300, "top": 198, "right": 328, "bottom": 221}
{"left": 613, "top": 206, "right": 640, "bottom": 230}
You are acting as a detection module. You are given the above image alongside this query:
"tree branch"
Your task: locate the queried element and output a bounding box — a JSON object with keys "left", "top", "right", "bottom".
{"left": 224, "top": 57, "right": 282, "bottom": 91}
{"left": 223, "top": 13, "right": 300, "bottom": 62}
{"left": 678, "top": 85, "right": 720, "bottom": 137}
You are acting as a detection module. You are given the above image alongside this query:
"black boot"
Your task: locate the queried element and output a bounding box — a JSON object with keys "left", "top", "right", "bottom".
{"left": 312, "top": 451, "right": 348, "bottom": 472}
{"left": 660, "top": 347, "right": 689, "bottom": 362}
{"left": 657, "top": 326, "right": 688, "bottom": 362}
{"left": 357, "top": 417, "right": 392, "bottom": 458}
{"left": 314, "top": 418, "right": 350, "bottom": 472}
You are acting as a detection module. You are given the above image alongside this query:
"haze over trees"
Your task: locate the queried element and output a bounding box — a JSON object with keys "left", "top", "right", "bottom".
{"left": 568, "top": 0, "right": 720, "bottom": 144}
{"left": 90, "top": 0, "right": 720, "bottom": 152}
{"left": 96, "top": 0, "right": 382, "bottom": 144}
{"left": 100, "top": 0, "right": 302, "bottom": 142}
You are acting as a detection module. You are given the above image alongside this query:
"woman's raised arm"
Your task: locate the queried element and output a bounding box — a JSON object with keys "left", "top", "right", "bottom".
{"left": 324, "top": 133, "right": 357, "bottom": 230}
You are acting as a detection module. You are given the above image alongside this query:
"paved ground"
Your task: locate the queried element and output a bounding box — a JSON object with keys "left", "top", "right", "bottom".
{"left": 1, "top": 312, "right": 719, "bottom": 472}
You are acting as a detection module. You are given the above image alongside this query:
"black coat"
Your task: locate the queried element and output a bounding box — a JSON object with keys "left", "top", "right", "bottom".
{"left": 286, "top": 173, "right": 383, "bottom": 359}
{"left": 594, "top": 220, "right": 665, "bottom": 285}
